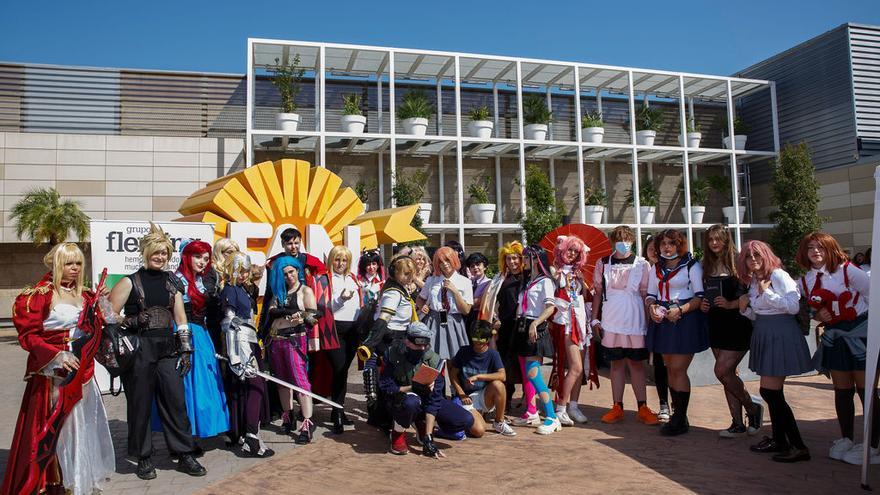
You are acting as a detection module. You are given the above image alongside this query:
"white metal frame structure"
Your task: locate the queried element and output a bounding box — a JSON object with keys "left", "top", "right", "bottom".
{"left": 246, "top": 38, "right": 780, "bottom": 251}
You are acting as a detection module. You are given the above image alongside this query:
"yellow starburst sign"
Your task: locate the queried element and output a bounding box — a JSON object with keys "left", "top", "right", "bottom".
{"left": 175, "top": 158, "right": 425, "bottom": 257}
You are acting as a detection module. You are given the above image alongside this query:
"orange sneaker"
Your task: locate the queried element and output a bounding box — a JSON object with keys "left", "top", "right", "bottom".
{"left": 601, "top": 404, "right": 625, "bottom": 424}
{"left": 637, "top": 405, "right": 660, "bottom": 425}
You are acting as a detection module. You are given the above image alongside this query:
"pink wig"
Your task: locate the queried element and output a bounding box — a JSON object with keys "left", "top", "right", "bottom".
{"left": 737, "top": 240, "right": 783, "bottom": 286}
{"left": 553, "top": 235, "right": 589, "bottom": 273}
{"left": 432, "top": 246, "right": 462, "bottom": 276}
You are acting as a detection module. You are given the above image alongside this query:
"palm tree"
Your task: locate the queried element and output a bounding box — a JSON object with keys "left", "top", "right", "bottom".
{"left": 10, "top": 187, "right": 90, "bottom": 245}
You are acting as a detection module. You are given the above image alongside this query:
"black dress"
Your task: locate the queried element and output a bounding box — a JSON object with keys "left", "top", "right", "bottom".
{"left": 706, "top": 275, "right": 753, "bottom": 352}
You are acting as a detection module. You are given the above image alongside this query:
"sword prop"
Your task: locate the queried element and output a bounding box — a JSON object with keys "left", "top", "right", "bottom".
{"left": 214, "top": 354, "right": 344, "bottom": 410}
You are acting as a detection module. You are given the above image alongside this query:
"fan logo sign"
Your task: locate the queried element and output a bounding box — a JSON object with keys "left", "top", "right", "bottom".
{"left": 173, "top": 158, "right": 424, "bottom": 292}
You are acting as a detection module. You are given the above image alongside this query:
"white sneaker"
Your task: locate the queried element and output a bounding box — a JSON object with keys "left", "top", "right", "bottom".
{"left": 556, "top": 410, "right": 575, "bottom": 427}
{"left": 842, "top": 444, "right": 880, "bottom": 465}
{"left": 513, "top": 412, "right": 541, "bottom": 427}
{"left": 492, "top": 420, "right": 516, "bottom": 437}
{"left": 829, "top": 437, "right": 855, "bottom": 460}
{"left": 536, "top": 418, "right": 562, "bottom": 435}
{"left": 657, "top": 403, "right": 671, "bottom": 422}
{"left": 567, "top": 404, "right": 589, "bottom": 424}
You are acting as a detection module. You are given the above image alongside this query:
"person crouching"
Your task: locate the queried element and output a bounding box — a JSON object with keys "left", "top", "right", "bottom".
{"left": 380, "top": 322, "right": 483, "bottom": 457}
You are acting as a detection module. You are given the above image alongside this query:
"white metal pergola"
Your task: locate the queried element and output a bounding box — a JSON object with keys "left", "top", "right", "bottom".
{"left": 245, "top": 38, "right": 780, "bottom": 251}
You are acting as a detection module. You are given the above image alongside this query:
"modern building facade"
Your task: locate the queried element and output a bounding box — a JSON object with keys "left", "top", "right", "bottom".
{"left": 740, "top": 23, "right": 880, "bottom": 252}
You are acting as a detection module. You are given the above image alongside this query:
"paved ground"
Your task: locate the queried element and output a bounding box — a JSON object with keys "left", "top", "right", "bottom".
{"left": 0, "top": 334, "right": 878, "bottom": 494}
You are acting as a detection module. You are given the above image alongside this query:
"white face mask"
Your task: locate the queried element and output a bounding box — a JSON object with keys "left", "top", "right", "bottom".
{"left": 660, "top": 252, "right": 680, "bottom": 260}
{"left": 614, "top": 242, "right": 632, "bottom": 256}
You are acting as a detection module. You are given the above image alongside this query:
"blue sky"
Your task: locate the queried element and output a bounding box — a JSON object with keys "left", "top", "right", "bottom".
{"left": 1, "top": 0, "right": 877, "bottom": 76}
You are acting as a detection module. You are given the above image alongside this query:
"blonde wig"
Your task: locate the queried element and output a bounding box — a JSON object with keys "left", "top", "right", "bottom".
{"left": 498, "top": 241, "right": 524, "bottom": 275}
{"left": 222, "top": 251, "right": 252, "bottom": 287}
{"left": 212, "top": 237, "right": 241, "bottom": 268}
{"left": 140, "top": 222, "right": 174, "bottom": 269}
{"left": 44, "top": 242, "right": 85, "bottom": 297}
{"left": 327, "top": 245, "right": 353, "bottom": 275}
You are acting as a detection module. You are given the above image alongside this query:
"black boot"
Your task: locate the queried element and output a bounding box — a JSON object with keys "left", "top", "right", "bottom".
{"left": 136, "top": 457, "right": 157, "bottom": 480}
{"left": 660, "top": 389, "right": 690, "bottom": 436}
{"left": 242, "top": 433, "right": 275, "bottom": 458}
{"left": 295, "top": 418, "right": 316, "bottom": 445}
{"left": 176, "top": 454, "right": 207, "bottom": 477}
{"left": 331, "top": 408, "right": 345, "bottom": 434}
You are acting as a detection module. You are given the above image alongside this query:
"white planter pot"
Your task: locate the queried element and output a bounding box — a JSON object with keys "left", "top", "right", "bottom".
{"left": 639, "top": 206, "right": 656, "bottom": 224}
{"left": 584, "top": 205, "right": 605, "bottom": 224}
{"left": 722, "top": 135, "right": 748, "bottom": 150}
{"left": 722, "top": 205, "right": 746, "bottom": 224}
{"left": 582, "top": 127, "right": 605, "bottom": 144}
{"left": 341, "top": 114, "right": 366, "bottom": 133}
{"left": 469, "top": 203, "right": 496, "bottom": 223}
{"left": 362, "top": 203, "right": 369, "bottom": 213}
{"left": 524, "top": 123, "right": 548, "bottom": 141}
{"left": 468, "top": 120, "right": 494, "bottom": 139}
{"left": 417, "top": 202, "right": 432, "bottom": 223}
{"left": 402, "top": 117, "right": 429, "bottom": 136}
{"left": 681, "top": 206, "right": 706, "bottom": 224}
{"left": 276, "top": 112, "right": 300, "bottom": 132}
{"left": 636, "top": 130, "right": 656, "bottom": 146}
{"left": 678, "top": 132, "right": 702, "bottom": 148}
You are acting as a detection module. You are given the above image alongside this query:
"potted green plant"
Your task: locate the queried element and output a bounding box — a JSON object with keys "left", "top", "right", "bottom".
{"left": 467, "top": 174, "right": 495, "bottom": 223}
{"left": 679, "top": 177, "right": 709, "bottom": 223}
{"left": 581, "top": 110, "right": 605, "bottom": 144}
{"left": 354, "top": 178, "right": 377, "bottom": 212}
{"left": 398, "top": 90, "right": 432, "bottom": 136}
{"left": 575, "top": 181, "right": 607, "bottom": 224}
{"left": 467, "top": 104, "right": 493, "bottom": 139}
{"left": 720, "top": 115, "right": 750, "bottom": 150}
{"left": 707, "top": 174, "right": 743, "bottom": 224}
{"left": 392, "top": 169, "right": 431, "bottom": 222}
{"left": 678, "top": 121, "right": 702, "bottom": 148}
{"left": 341, "top": 93, "right": 366, "bottom": 134}
{"left": 635, "top": 104, "right": 664, "bottom": 146}
{"left": 518, "top": 164, "right": 563, "bottom": 244}
{"left": 269, "top": 55, "right": 305, "bottom": 132}
{"left": 625, "top": 180, "right": 660, "bottom": 224}
{"left": 522, "top": 95, "right": 552, "bottom": 141}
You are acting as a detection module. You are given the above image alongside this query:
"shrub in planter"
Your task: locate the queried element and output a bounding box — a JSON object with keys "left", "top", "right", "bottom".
{"left": 720, "top": 115, "right": 750, "bottom": 150}
{"left": 769, "top": 143, "right": 823, "bottom": 275}
{"left": 393, "top": 169, "right": 430, "bottom": 223}
{"left": 707, "top": 174, "right": 743, "bottom": 224}
{"left": 635, "top": 104, "right": 664, "bottom": 145}
{"left": 341, "top": 93, "right": 366, "bottom": 133}
{"left": 678, "top": 177, "right": 709, "bottom": 223}
{"left": 518, "top": 163, "right": 562, "bottom": 244}
{"left": 679, "top": 122, "right": 702, "bottom": 148}
{"left": 467, "top": 174, "right": 495, "bottom": 223}
{"left": 468, "top": 104, "right": 493, "bottom": 139}
{"left": 581, "top": 110, "right": 605, "bottom": 143}
{"left": 579, "top": 182, "right": 607, "bottom": 224}
{"left": 398, "top": 91, "right": 433, "bottom": 136}
{"left": 522, "top": 95, "right": 553, "bottom": 141}
{"left": 354, "top": 178, "right": 377, "bottom": 212}
{"left": 269, "top": 55, "right": 305, "bottom": 131}
{"left": 625, "top": 180, "right": 660, "bottom": 224}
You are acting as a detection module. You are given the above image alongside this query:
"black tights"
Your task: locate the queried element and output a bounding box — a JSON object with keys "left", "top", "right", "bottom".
{"left": 760, "top": 387, "right": 806, "bottom": 449}
{"left": 654, "top": 353, "right": 669, "bottom": 405}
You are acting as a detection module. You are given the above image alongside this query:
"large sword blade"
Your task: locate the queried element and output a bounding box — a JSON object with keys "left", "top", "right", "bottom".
{"left": 215, "top": 354, "right": 344, "bottom": 410}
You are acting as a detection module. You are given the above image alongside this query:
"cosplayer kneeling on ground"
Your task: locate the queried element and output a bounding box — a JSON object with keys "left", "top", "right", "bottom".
{"left": 108, "top": 223, "right": 206, "bottom": 480}
{"left": 449, "top": 321, "right": 516, "bottom": 436}
{"left": 592, "top": 226, "right": 659, "bottom": 426}
{"left": 220, "top": 251, "right": 274, "bottom": 458}
{"left": 513, "top": 245, "right": 562, "bottom": 435}
{"left": 382, "top": 322, "right": 482, "bottom": 457}
{"left": 3, "top": 243, "right": 115, "bottom": 495}
{"left": 796, "top": 232, "right": 877, "bottom": 464}
{"left": 738, "top": 240, "right": 812, "bottom": 463}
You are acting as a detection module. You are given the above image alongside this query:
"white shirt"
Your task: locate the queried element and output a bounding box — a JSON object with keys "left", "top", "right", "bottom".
{"left": 375, "top": 287, "right": 414, "bottom": 331}
{"left": 647, "top": 259, "right": 704, "bottom": 302}
{"left": 741, "top": 268, "right": 800, "bottom": 320}
{"left": 517, "top": 277, "right": 556, "bottom": 318}
{"left": 331, "top": 273, "right": 361, "bottom": 322}
{"left": 419, "top": 273, "right": 474, "bottom": 315}
{"left": 800, "top": 262, "right": 870, "bottom": 316}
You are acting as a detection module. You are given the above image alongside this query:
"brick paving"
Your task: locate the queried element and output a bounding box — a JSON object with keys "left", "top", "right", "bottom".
{"left": 1, "top": 335, "right": 879, "bottom": 494}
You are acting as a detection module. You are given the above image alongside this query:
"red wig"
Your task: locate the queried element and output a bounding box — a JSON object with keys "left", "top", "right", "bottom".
{"left": 553, "top": 235, "right": 589, "bottom": 273}
{"left": 737, "top": 240, "right": 782, "bottom": 286}
{"left": 433, "top": 246, "right": 462, "bottom": 276}
{"left": 177, "top": 240, "right": 212, "bottom": 315}
{"left": 795, "top": 231, "right": 848, "bottom": 272}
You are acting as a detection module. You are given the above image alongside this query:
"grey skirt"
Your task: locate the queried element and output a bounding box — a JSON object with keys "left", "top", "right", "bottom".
{"left": 748, "top": 313, "right": 813, "bottom": 377}
{"left": 424, "top": 310, "right": 469, "bottom": 360}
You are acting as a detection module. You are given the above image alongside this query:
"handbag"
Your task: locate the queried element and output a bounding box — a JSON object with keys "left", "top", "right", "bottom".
{"left": 96, "top": 272, "right": 149, "bottom": 389}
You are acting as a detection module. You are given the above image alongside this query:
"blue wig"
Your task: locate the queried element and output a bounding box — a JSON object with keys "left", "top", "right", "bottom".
{"left": 268, "top": 255, "right": 305, "bottom": 307}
